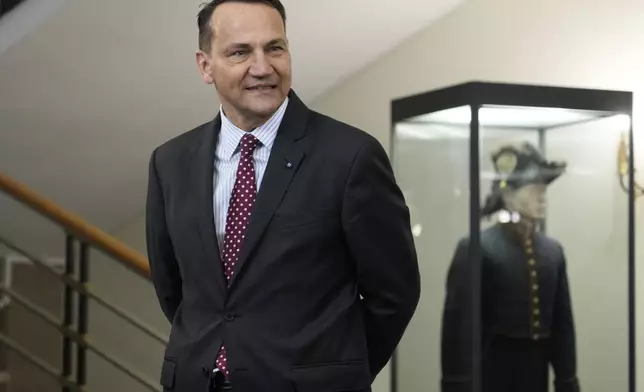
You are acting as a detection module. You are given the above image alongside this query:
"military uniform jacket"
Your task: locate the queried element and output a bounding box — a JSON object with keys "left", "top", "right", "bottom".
{"left": 440, "top": 224, "right": 580, "bottom": 392}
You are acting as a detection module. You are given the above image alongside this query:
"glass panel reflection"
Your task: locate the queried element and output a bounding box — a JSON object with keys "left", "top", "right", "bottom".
{"left": 392, "top": 107, "right": 470, "bottom": 392}
{"left": 476, "top": 106, "right": 629, "bottom": 392}
{"left": 544, "top": 114, "right": 630, "bottom": 392}
{"left": 394, "top": 102, "right": 631, "bottom": 392}
{"left": 408, "top": 105, "right": 606, "bottom": 129}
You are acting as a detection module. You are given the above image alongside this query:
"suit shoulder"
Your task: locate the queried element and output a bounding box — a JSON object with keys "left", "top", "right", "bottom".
{"left": 451, "top": 236, "right": 470, "bottom": 257}
{"left": 307, "top": 110, "right": 384, "bottom": 153}
{"left": 480, "top": 225, "right": 503, "bottom": 245}
{"left": 151, "top": 120, "right": 212, "bottom": 165}
{"left": 452, "top": 225, "right": 498, "bottom": 249}
{"left": 452, "top": 226, "right": 502, "bottom": 257}
{"left": 537, "top": 233, "right": 565, "bottom": 258}
{"left": 538, "top": 233, "right": 562, "bottom": 248}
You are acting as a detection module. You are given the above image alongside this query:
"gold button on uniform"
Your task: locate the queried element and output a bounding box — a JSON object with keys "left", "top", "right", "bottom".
{"left": 524, "top": 249, "right": 542, "bottom": 340}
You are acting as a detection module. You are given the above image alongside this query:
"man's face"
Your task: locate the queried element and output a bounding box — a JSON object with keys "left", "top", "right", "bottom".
{"left": 504, "top": 183, "right": 548, "bottom": 220}
{"left": 196, "top": 2, "right": 291, "bottom": 129}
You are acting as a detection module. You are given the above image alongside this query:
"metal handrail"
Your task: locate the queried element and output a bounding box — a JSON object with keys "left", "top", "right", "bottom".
{"left": 0, "top": 284, "right": 162, "bottom": 392}
{"left": 0, "top": 334, "right": 85, "bottom": 392}
{"left": 0, "top": 237, "right": 168, "bottom": 345}
{"left": 0, "top": 170, "right": 167, "bottom": 391}
{"left": 0, "top": 171, "right": 150, "bottom": 277}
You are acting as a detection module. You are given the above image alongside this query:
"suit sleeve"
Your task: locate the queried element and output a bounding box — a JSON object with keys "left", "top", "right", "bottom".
{"left": 146, "top": 148, "right": 183, "bottom": 324}
{"left": 341, "top": 137, "right": 421, "bottom": 379}
{"left": 550, "top": 246, "right": 580, "bottom": 392}
{"left": 440, "top": 239, "right": 472, "bottom": 392}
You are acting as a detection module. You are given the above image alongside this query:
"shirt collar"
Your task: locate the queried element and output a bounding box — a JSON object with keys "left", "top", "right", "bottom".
{"left": 218, "top": 97, "right": 289, "bottom": 159}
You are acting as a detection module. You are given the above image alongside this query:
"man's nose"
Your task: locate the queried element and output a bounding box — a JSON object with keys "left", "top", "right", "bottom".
{"left": 249, "top": 53, "right": 273, "bottom": 77}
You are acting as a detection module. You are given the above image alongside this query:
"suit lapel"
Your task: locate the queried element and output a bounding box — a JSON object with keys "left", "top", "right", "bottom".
{"left": 192, "top": 115, "right": 227, "bottom": 294}
{"left": 228, "top": 91, "right": 309, "bottom": 288}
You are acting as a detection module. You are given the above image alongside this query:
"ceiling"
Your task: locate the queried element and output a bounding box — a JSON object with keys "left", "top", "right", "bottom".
{"left": 0, "top": 0, "right": 464, "bottom": 257}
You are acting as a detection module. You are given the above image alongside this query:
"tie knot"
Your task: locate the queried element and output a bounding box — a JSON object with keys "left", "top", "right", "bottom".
{"left": 240, "top": 134, "right": 259, "bottom": 157}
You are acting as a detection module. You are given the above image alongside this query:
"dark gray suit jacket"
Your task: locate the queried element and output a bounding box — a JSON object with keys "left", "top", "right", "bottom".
{"left": 146, "top": 91, "right": 421, "bottom": 392}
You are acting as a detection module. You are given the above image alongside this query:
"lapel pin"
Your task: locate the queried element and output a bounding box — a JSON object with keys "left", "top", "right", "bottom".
{"left": 285, "top": 160, "right": 292, "bottom": 168}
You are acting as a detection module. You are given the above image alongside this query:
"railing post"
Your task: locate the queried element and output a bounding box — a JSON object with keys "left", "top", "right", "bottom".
{"left": 62, "top": 235, "right": 75, "bottom": 392}
{"left": 77, "top": 242, "right": 89, "bottom": 387}
{"left": 0, "top": 256, "right": 8, "bottom": 392}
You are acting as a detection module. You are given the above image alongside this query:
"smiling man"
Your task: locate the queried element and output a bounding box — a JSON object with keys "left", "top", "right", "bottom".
{"left": 145, "top": 1, "right": 421, "bottom": 391}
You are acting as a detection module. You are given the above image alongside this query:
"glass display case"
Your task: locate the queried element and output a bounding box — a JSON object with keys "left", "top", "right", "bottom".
{"left": 389, "top": 82, "right": 634, "bottom": 392}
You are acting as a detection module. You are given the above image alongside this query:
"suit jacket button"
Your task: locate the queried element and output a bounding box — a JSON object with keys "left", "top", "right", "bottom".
{"left": 224, "top": 313, "right": 235, "bottom": 322}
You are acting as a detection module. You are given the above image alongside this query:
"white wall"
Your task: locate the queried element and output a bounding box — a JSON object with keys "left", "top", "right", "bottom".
{"left": 85, "top": 217, "right": 168, "bottom": 392}
{"left": 311, "top": 0, "right": 644, "bottom": 391}
{"left": 312, "top": 0, "right": 643, "bottom": 148}
{"left": 0, "top": 0, "right": 68, "bottom": 56}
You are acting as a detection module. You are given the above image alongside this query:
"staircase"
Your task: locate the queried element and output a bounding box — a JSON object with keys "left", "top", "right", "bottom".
{"left": 0, "top": 171, "right": 167, "bottom": 391}
{"left": 0, "top": 0, "right": 28, "bottom": 17}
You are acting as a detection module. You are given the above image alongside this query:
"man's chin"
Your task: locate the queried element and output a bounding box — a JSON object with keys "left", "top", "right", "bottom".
{"left": 245, "top": 98, "right": 284, "bottom": 118}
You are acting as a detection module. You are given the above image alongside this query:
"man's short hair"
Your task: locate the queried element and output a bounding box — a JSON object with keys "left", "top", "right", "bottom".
{"left": 197, "top": 0, "right": 287, "bottom": 52}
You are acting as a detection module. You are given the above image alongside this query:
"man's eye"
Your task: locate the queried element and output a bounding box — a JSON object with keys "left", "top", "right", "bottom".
{"left": 269, "top": 46, "right": 284, "bottom": 52}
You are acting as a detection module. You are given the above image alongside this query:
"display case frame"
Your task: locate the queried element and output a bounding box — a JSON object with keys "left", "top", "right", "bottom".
{"left": 389, "top": 81, "right": 634, "bottom": 392}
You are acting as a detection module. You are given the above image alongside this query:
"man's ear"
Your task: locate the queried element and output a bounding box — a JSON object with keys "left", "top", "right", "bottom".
{"left": 196, "top": 50, "right": 214, "bottom": 84}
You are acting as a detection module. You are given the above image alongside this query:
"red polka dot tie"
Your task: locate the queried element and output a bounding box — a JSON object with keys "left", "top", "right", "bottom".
{"left": 215, "top": 133, "right": 260, "bottom": 378}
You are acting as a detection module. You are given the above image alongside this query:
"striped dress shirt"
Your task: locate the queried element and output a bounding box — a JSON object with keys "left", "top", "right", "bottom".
{"left": 213, "top": 97, "right": 289, "bottom": 250}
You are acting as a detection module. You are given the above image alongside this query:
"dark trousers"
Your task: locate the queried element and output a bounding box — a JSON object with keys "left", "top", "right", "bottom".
{"left": 483, "top": 336, "right": 550, "bottom": 392}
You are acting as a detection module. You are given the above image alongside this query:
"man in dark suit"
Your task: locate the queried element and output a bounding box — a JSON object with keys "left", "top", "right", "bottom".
{"left": 145, "top": 1, "right": 421, "bottom": 391}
